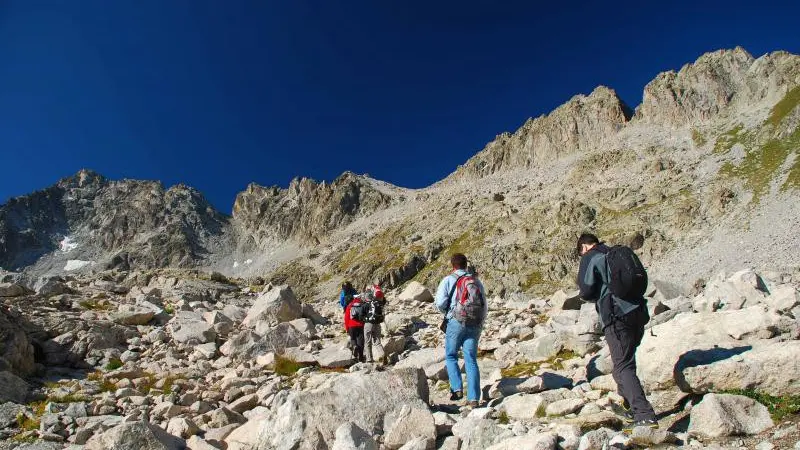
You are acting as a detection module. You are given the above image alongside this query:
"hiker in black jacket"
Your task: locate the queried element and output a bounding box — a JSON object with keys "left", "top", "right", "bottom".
{"left": 577, "top": 233, "right": 657, "bottom": 428}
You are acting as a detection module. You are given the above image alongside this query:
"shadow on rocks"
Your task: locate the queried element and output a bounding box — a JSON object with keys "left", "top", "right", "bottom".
{"left": 672, "top": 345, "right": 752, "bottom": 392}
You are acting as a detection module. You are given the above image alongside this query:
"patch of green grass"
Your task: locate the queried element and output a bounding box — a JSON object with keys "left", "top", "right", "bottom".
{"left": 273, "top": 355, "right": 309, "bottom": 376}
{"left": 87, "top": 371, "right": 116, "bottom": 392}
{"left": 160, "top": 375, "right": 183, "bottom": 395}
{"left": 500, "top": 349, "right": 580, "bottom": 377}
{"left": 713, "top": 124, "right": 746, "bottom": 154}
{"left": 721, "top": 127, "right": 798, "bottom": 203}
{"left": 721, "top": 389, "right": 800, "bottom": 421}
{"left": 78, "top": 299, "right": 112, "bottom": 311}
{"left": 779, "top": 128, "right": 800, "bottom": 192}
{"left": 767, "top": 85, "right": 800, "bottom": 127}
{"left": 497, "top": 410, "right": 510, "bottom": 425}
{"left": 691, "top": 129, "right": 707, "bottom": 147}
{"left": 104, "top": 358, "right": 123, "bottom": 371}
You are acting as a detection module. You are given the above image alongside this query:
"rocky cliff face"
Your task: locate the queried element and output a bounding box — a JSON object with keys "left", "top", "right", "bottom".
{"left": 0, "top": 169, "right": 229, "bottom": 273}
{"left": 635, "top": 47, "right": 800, "bottom": 125}
{"left": 231, "top": 171, "right": 395, "bottom": 247}
{"left": 453, "top": 86, "right": 631, "bottom": 179}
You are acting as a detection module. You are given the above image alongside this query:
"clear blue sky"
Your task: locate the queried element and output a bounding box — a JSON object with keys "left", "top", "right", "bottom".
{"left": 1, "top": 0, "right": 798, "bottom": 212}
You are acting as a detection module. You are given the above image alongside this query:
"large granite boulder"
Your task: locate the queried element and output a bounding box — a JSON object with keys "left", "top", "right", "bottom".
{"left": 242, "top": 285, "right": 303, "bottom": 332}
{"left": 225, "top": 368, "right": 429, "bottom": 450}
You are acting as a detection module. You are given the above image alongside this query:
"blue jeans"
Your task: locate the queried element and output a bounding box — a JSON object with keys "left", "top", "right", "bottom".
{"left": 445, "top": 318, "right": 481, "bottom": 401}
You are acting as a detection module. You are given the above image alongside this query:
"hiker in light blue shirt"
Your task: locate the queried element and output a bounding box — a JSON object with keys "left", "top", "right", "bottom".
{"left": 434, "top": 253, "right": 487, "bottom": 406}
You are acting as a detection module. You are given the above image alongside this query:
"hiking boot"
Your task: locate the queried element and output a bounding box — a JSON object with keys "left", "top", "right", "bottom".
{"left": 623, "top": 418, "right": 659, "bottom": 432}
{"left": 449, "top": 390, "right": 463, "bottom": 401}
{"left": 609, "top": 402, "right": 634, "bottom": 423}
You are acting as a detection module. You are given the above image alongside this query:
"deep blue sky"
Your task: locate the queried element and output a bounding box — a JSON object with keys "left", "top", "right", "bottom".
{"left": 1, "top": 1, "right": 798, "bottom": 212}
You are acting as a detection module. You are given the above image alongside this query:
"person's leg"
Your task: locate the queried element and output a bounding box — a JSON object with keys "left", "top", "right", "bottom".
{"left": 348, "top": 327, "right": 359, "bottom": 358}
{"left": 355, "top": 327, "right": 365, "bottom": 362}
{"left": 462, "top": 325, "right": 481, "bottom": 402}
{"left": 364, "top": 323, "right": 374, "bottom": 362}
{"left": 373, "top": 323, "right": 384, "bottom": 362}
{"left": 445, "top": 319, "right": 465, "bottom": 396}
{"left": 605, "top": 316, "right": 655, "bottom": 421}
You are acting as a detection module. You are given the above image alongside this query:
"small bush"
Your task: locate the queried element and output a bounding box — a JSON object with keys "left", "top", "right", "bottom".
{"left": 104, "top": 358, "right": 123, "bottom": 371}
{"left": 273, "top": 356, "right": 308, "bottom": 376}
{"left": 163, "top": 304, "right": 175, "bottom": 314}
{"left": 78, "top": 299, "right": 111, "bottom": 311}
{"left": 721, "top": 389, "right": 800, "bottom": 421}
{"left": 497, "top": 410, "right": 510, "bottom": 425}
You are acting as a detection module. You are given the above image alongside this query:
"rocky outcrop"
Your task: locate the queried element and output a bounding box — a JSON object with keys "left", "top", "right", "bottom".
{"left": 231, "top": 171, "right": 395, "bottom": 246}
{"left": 635, "top": 48, "right": 800, "bottom": 126}
{"left": 224, "top": 368, "right": 429, "bottom": 450}
{"left": 687, "top": 393, "right": 774, "bottom": 438}
{"left": 0, "top": 308, "right": 35, "bottom": 375}
{"left": 0, "top": 169, "right": 228, "bottom": 272}
{"left": 454, "top": 86, "right": 630, "bottom": 179}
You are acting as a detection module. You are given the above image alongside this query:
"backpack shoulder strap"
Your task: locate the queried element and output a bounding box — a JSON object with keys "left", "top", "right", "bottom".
{"left": 444, "top": 274, "right": 467, "bottom": 309}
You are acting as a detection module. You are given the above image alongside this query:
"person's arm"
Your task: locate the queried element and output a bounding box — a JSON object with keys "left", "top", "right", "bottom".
{"left": 578, "top": 254, "right": 601, "bottom": 301}
{"left": 434, "top": 276, "right": 451, "bottom": 314}
{"left": 480, "top": 280, "right": 489, "bottom": 318}
{"left": 339, "top": 290, "right": 346, "bottom": 308}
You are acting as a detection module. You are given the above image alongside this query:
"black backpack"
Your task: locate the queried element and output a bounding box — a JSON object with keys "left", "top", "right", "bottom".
{"left": 364, "top": 300, "right": 384, "bottom": 324}
{"left": 349, "top": 300, "right": 367, "bottom": 322}
{"left": 605, "top": 245, "right": 648, "bottom": 300}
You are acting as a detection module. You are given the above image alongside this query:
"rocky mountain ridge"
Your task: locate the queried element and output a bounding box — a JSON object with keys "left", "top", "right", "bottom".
{"left": 1, "top": 47, "right": 799, "bottom": 301}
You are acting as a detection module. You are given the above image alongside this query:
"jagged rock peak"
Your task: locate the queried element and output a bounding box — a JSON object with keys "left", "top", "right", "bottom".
{"left": 56, "top": 169, "right": 108, "bottom": 190}
{"left": 232, "top": 171, "right": 393, "bottom": 246}
{"left": 634, "top": 47, "right": 800, "bottom": 125}
{"left": 453, "top": 85, "right": 630, "bottom": 179}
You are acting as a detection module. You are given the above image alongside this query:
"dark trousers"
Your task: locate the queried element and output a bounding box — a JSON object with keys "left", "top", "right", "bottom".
{"left": 604, "top": 307, "right": 656, "bottom": 421}
{"left": 348, "top": 327, "right": 365, "bottom": 363}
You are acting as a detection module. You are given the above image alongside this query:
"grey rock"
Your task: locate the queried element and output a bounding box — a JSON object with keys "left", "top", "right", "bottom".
{"left": 682, "top": 341, "right": 800, "bottom": 395}
{"left": 486, "top": 432, "right": 559, "bottom": 450}
{"left": 0, "top": 371, "right": 28, "bottom": 403}
{"left": 452, "top": 418, "right": 515, "bottom": 450}
{"left": 168, "top": 311, "right": 217, "bottom": 345}
{"left": 331, "top": 422, "right": 378, "bottom": 450}
{"left": 688, "top": 393, "right": 774, "bottom": 438}
{"left": 383, "top": 404, "right": 436, "bottom": 450}
{"left": 498, "top": 393, "right": 546, "bottom": 420}
{"left": 0, "top": 283, "right": 28, "bottom": 297}
{"left": 637, "top": 306, "right": 785, "bottom": 391}
{"left": 315, "top": 346, "right": 355, "bottom": 368}
{"left": 242, "top": 285, "right": 303, "bottom": 329}
{"left": 84, "top": 420, "right": 184, "bottom": 450}
{"left": 398, "top": 282, "right": 434, "bottom": 303}
{"left": 109, "top": 304, "right": 155, "bottom": 325}
{"left": 224, "top": 368, "right": 429, "bottom": 450}
{"left": 577, "top": 427, "right": 616, "bottom": 450}
{"left": 0, "top": 402, "right": 25, "bottom": 427}
{"left": 517, "top": 334, "right": 563, "bottom": 362}
{"left": 545, "top": 398, "right": 585, "bottom": 416}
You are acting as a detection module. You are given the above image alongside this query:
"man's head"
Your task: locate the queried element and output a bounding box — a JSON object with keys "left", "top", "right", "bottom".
{"left": 576, "top": 233, "right": 600, "bottom": 257}
{"left": 450, "top": 253, "right": 468, "bottom": 270}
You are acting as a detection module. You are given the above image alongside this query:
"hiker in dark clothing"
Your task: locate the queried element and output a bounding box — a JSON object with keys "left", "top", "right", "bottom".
{"left": 339, "top": 281, "right": 357, "bottom": 309}
{"left": 344, "top": 297, "right": 366, "bottom": 363}
{"left": 577, "top": 233, "right": 658, "bottom": 428}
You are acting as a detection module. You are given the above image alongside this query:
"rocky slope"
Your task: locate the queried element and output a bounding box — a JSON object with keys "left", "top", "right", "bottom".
{"left": 0, "top": 265, "right": 799, "bottom": 449}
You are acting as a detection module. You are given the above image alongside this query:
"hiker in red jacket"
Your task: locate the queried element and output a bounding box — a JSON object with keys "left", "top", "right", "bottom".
{"left": 344, "top": 296, "right": 366, "bottom": 363}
